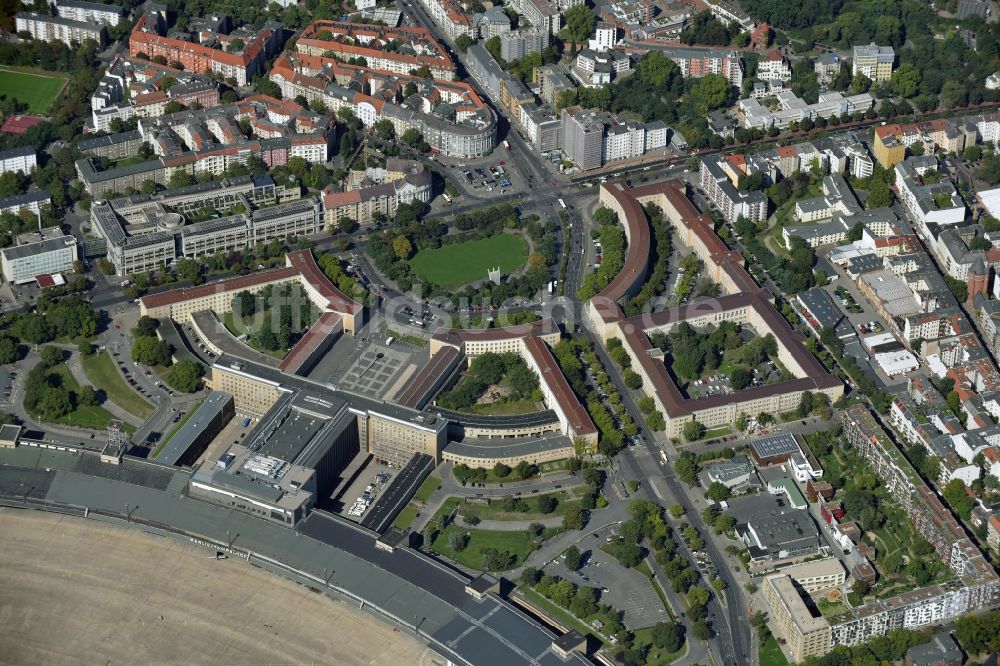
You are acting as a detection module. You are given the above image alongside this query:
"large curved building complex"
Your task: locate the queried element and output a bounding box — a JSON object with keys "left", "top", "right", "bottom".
{"left": 587, "top": 180, "right": 843, "bottom": 437}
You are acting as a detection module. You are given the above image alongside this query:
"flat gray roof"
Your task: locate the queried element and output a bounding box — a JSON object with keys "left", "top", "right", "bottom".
{"left": 0, "top": 235, "right": 75, "bottom": 261}
{"left": 444, "top": 434, "right": 573, "bottom": 460}
{"left": 155, "top": 391, "right": 233, "bottom": 466}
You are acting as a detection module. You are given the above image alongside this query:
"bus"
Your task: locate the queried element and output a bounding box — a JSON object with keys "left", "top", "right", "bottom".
{"left": 659, "top": 450, "right": 668, "bottom": 464}
{"left": 442, "top": 192, "right": 452, "bottom": 203}
{"left": 558, "top": 198, "right": 567, "bottom": 210}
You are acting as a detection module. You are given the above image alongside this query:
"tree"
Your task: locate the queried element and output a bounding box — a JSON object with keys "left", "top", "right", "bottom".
{"left": 39, "top": 346, "right": 63, "bottom": 368}
{"left": 132, "top": 336, "right": 171, "bottom": 367}
{"left": 0, "top": 337, "right": 20, "bottom": 364}
{"left": 564, "top": 545, "right": 582, "bottom": 570}
{"left": 537, "top": 494, "right": 558, "bottom": 514}
{"left": 561, "top": 5, "right": 595, "bottom": 43}
{"left": 174, "top": 257, "right": 204, "bottom": 284}
{"left": 675, "top": 451, "right": 700, "bottom": 485}
{"left": 682, "top": 420, "right": 705, "bottom": 442}
{"left": 77, "top": 385, "right": 98, "bottom": 407}
{"left": 166, "top": 359, "right": 204, "bottom": 393}
{"left": 687, "top": 586, "right": 710, "bottom": 609}
{"left": 392, "top": 235, "right": 412, "bottom": 260}
{"left": 943, "top": 478, "right": 975, "bottom": 519}
{"left": 455, "top": 34, "right": 473, "bottom": 52}
{"left": 706, "top": 482, "right": 731, "bottom": 503}
{"left": 669, "top": 504, "right": 685, "bottom": 518}
{"left": 728, "top": 366, "right": 750, "bottom": 390}
{"left": 652, "top": 621, "right": 684, "bottom": 652}
{"left": 493, "top": 462, "right": 511, "bottom": 478}
{"left": 448, "top": 531, "right": 470, "bottom": 551}
{"left": 623, "top": 369, "right": 643, "bottom": 389}
{"left": 253, "top": 78, "right": 282, "bottom": 99}
{"left": 890, "top": 63, "right": 919, "bottom": 98}
{"left": 168, "top": 171, "right": 195, "bottom": 189}
{"left": 77, "top": 341, "right": 93, "bottom": 356}
{"left": 563, "top": 505, "right": 586, "bottom": 530}
{"left": 687, "top": 74, "right": 732, "bottom": 115}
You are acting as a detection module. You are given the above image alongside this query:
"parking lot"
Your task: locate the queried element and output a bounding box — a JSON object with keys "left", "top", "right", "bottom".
{"left": 330, "top": 456, "right": 396, "bottom": 521}
{"left": 549, "top": 539, "right": 667, "bottom": 630}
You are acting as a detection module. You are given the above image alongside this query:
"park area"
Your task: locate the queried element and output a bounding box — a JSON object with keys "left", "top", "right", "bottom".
{"left": 409, "top": 234, "right": 528, "bottom": 288}
{"left": 0, "top": 68, "right": 68, "bottom": 114}
{"left": 429, "top": 522, "right": 560, "bottom": 571}
{"left": 81, "top": 350, "right": 154, "bottom": 420}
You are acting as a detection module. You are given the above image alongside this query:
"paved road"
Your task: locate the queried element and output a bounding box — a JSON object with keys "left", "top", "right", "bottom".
{"left": 581, "top": 328, "right": 751, "bottom": 666}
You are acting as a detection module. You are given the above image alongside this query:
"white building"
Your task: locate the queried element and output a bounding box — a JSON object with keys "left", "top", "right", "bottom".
{"left": 589, "top": 21, "right": 616, "bottom": 51}
{"left": 895, "top": 156, "right": 966, "bottom": 228}
{"left": 0, "top": 235, "right": 78, "bottom": 284}
{"left": 54, "top": 0, "right": 124, "bottom": 26}
{"left": 0, "top": 147, "right": 36, "bottom": 176}
{"left": 15, "top": 11, "right": 105, "bottom": 47}
{"left": 757, "top": 51, "right": 792, "bottom": 82}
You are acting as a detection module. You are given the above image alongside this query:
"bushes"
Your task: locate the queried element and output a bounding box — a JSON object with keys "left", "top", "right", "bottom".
{"left": 436, "top": 352, "right": 539, "bottom": 411}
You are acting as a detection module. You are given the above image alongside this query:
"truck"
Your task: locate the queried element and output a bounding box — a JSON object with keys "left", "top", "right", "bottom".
{"left": 502, "top": 140, "right": 510, "bottom": 150}
{"left": 385, "top": 336, "right": 395, "bottom": 346}
{"left": 558, "top": 198, "right": 567, "bottom": 210}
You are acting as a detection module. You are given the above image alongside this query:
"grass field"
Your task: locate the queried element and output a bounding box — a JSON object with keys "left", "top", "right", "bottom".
{"left": 35, "top": 365, "right": 132, "bottom": 432}
{"left": 0, "top": 68, "right": 68, "bottom": 114}
{"left": 409, "top": 234, "right": 528, "bottom": 287}
{"left": 393, "top": 506, "right": 419, "bottom": 530}
{"left": 430, "top": 524, "right": 556, "bottom": 570}
{"left": 437, "top": 490, "right": 581, "bottom": 522}
{"left": 413, "top": 475, "right": 441, "bottom": 503}
{"left": 758, "top": 635, "right": 789, "bottom": 666}
{"left": 80, "top": 351, "right": 154, "bottom": 420}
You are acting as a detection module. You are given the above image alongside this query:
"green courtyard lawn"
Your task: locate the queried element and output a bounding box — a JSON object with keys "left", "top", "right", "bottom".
{"left": 409, "top": 234, "right": 528, "bottom": 288}
{"left": 35, "top": 365, "right": 134, "bottom": 432}
{"left": 631, "top": 626, "right": 687, "bottom": 665}
{"left": 413, "top": 475, "right": 442, "bottom": 503}
{"left": 221, "top": 311, "right": 293, "bottom": 360}
{"left": 437, "top": 490, "right": 583, "bottom": 523}
{"left": 0, "top": 68, "right": 68, "bottom": 114}
{"left": 80, "top": 350, "right": 154, "bottom": 420}
{"left": 430, "top": 523, "right": 560, "bottom": 570}
{"left": 758, "top": 635, "right": 789, "bottom": 666}
{"left": 393, "top": 505, "right": 419, "bottom": 530}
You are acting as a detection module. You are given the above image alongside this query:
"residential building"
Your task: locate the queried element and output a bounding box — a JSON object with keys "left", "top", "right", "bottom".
{"left": 321, "top": 159, "right": 432, "bottom": 227}
{"left": 792, "top": 174, "right": 861, "bottom": 223}
{"left": 699, "top": 156, "right": 768, "bottom": 224}
{"left": 0, "top": 235, "right": 78, "bottom": 284}
{"left": 572, "top": 49, "right": 631, "bottom": 87}
{"left": 560, "top": 107, "right": 667, "bottom": 169}
{"left": 130, "top": 13, "right": 284, "bottom": 87}
{"left": 501, "top": 27, "right": 549, "bottom": 62}
{"left": 474, "top": 7, "right": 511, "bottom": 39}
{"left": 626, "top": 44, "right": 742, "bottom": 86}
{"left": 75, "top": 96, "right": 334, "bottom": 195}
{"left": 781, "top": 559, "right": 847, "bottom": 593}
{"left": 905, "top": 632, "right": 963, "bottom": 666}
{"left": 417, "top": 0, "right": 473, "bottom": 40}
{"left": 54, "top": 0, "right": 124, "bottom": 26}
{"left": 270, "top": 51, "right": 495, "bottom": 158}
{"left": 87, "top": 56, "right": 220, "bottom": 133}
{"left": 815, "top": 54, "right": 842, "bottom": 86}
{"left": 0, "top": 147, "right": 36, "bottom": 176}
{"left": 15, "top": 11, "right": 105, "bottom": 47}
{"left": 757, "top": 50, "right": 791, "bottom": 82}
{"left": 0, "top": 190, "right": 50, "bottom": 217}
{"left": 895, "top": 157, "right": 966, "bottom": 228}
{"left": 852, "top": 43, "right": 895, "bottom": 82}
{"left": 764, "top": 574, "right": 833, "bottom": 661}
{"left": 738, "top": 91, "right": 875, "bottom": 130}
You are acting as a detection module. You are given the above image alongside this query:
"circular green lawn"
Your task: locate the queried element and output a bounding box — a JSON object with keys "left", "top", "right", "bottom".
{"left": 409, "top": 234, "right": 529, "bottom": 288}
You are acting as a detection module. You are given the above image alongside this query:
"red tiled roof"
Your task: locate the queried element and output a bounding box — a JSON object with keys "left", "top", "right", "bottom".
{"left": 140, "top": 265, "right": 301, "bottom": 310}
{"left": 598, "top": 181, "right": 652, "bottom": 303}
{"left": 522, "top": 334, "right": 597, "bottom": 437}
{"left": 278, "top": 311, "right": 342, "bottom": 373}
{"left": 396, "top": 345, "right": 462, "bottom": 409}
{"left": 141, "top": 250, "right": 362, "bottom": 317}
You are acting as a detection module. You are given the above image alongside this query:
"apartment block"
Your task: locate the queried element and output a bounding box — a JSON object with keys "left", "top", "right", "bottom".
{"left": 54, "top": 0, "right": 124, "bottom": 26}
{"left": 501, "top": 27, "right": 549, "bottom": 61}
{"left": 560, "top": 107, "right": 667, "bottom": 170}
{"left": 852, "top": 43, "right": 895, "bottom": 82}
{"left": 764, "top": 574, "right": 832, "bottom": 662}
{"left": 15, "top": 11, "right": 105, "bottom": 47}
{"left": 321, "top": 159, "right": 432, "bottom": 227}
{"left": 0, "top": 147, "right": 36, "bottom": 176}
{"left": 295, "top": 20, "right": 456, "bottom": 80}
{"left": 130, "top": 13, "right": 285, "bottom": 87}
{"left": 699, "top": 156, "right": 768, "bottom": 224}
